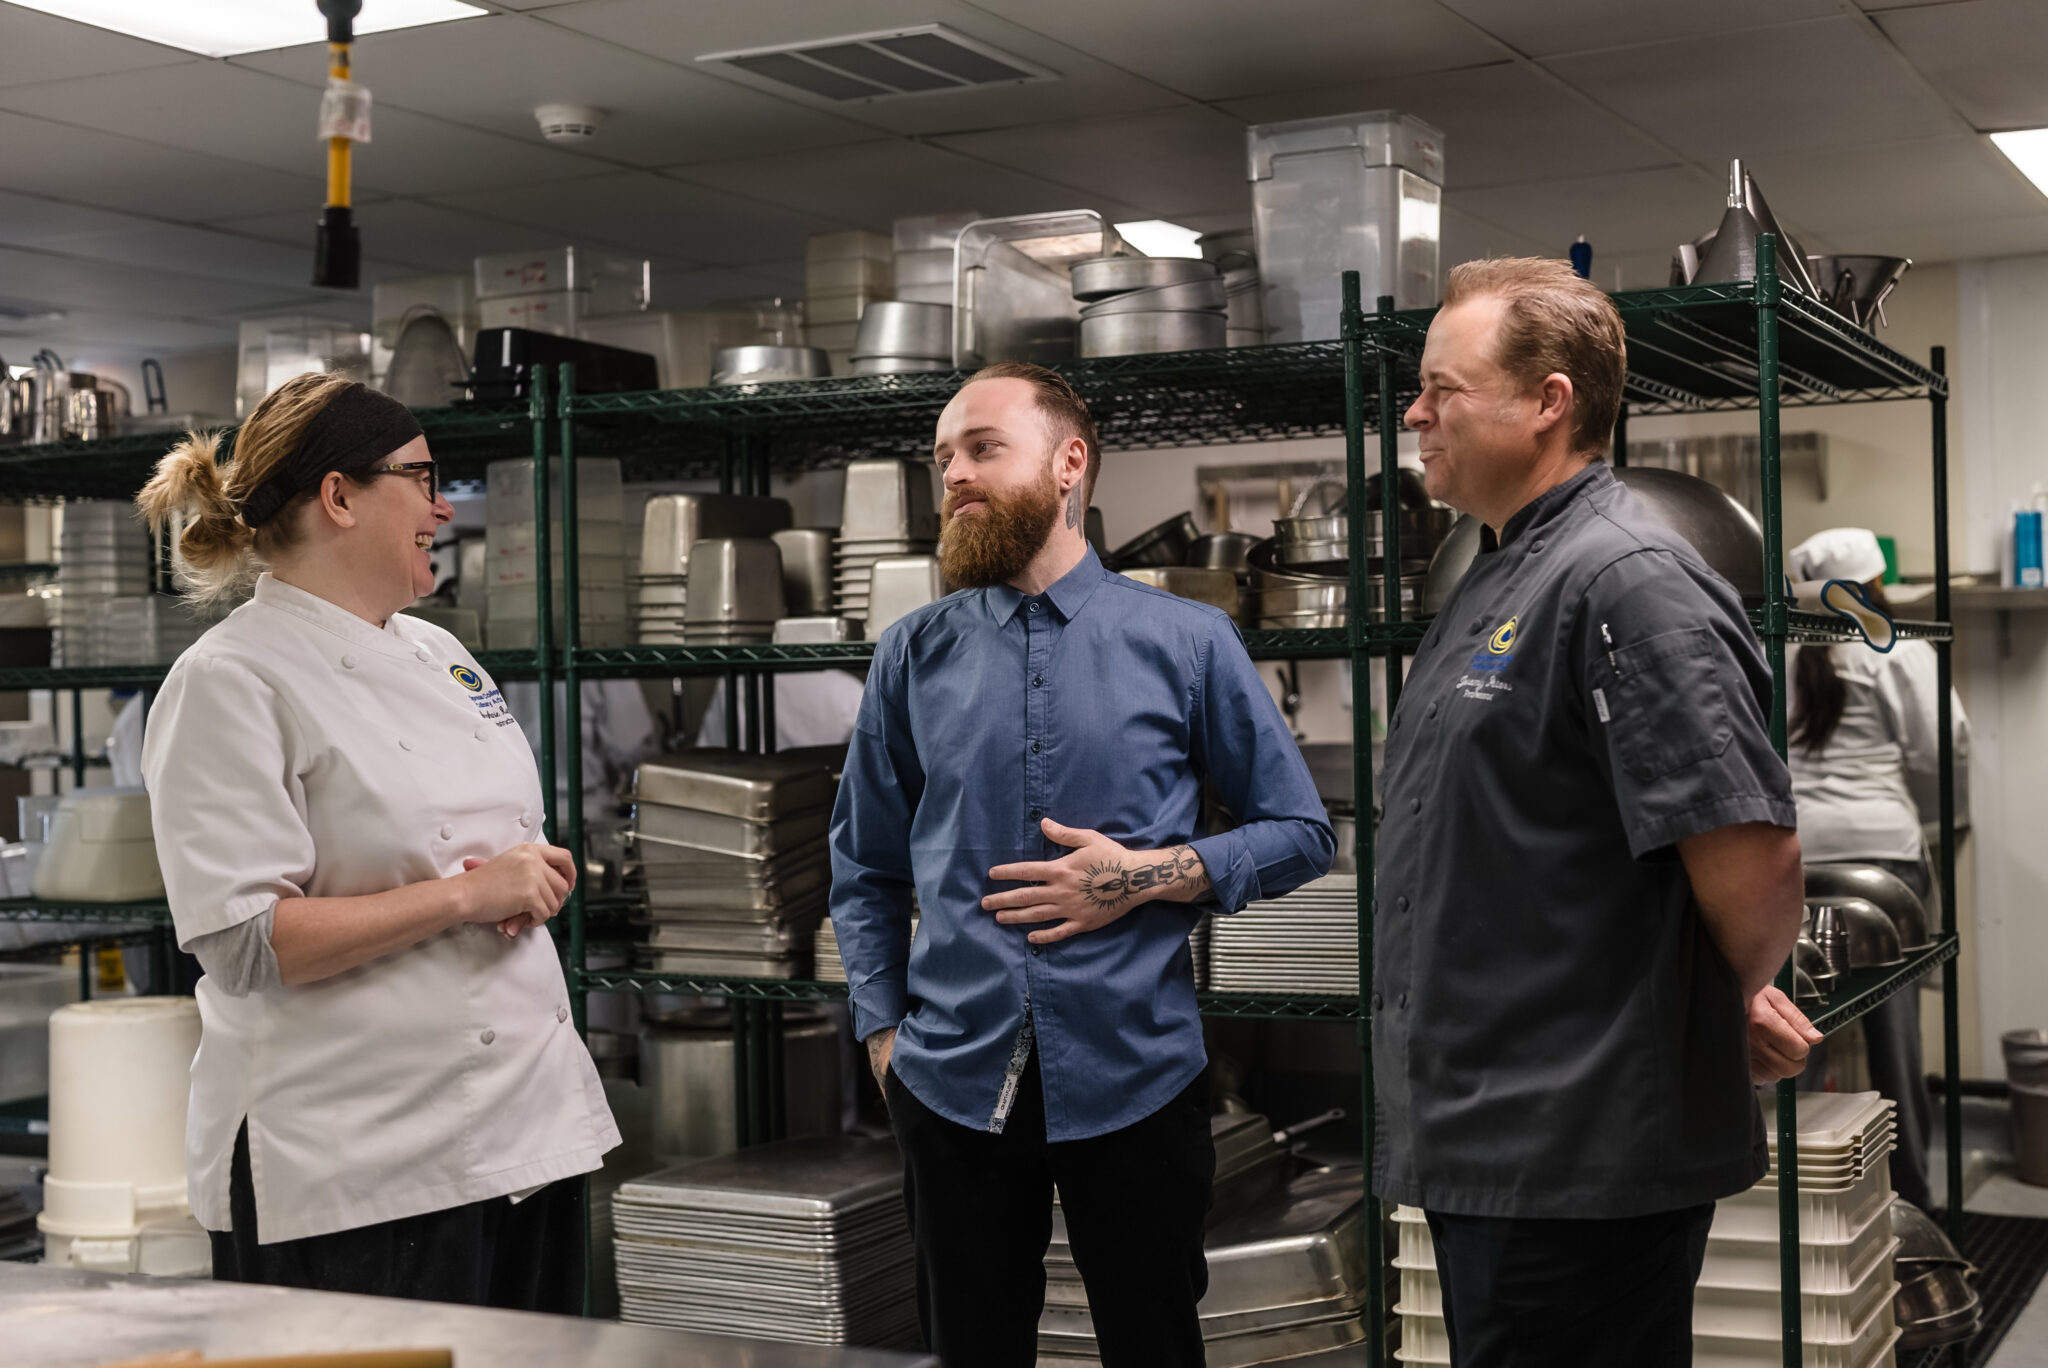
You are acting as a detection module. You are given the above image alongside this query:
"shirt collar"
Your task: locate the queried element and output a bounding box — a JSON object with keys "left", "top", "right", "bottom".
{"left": 1482, "top": 461, "right": 1612, "bottom": 553}
{"left": 983, "top": 544, "right": 1109, "bottom": 625}
{"left": 253, "top": 573, "right": 416, "bottom": 657}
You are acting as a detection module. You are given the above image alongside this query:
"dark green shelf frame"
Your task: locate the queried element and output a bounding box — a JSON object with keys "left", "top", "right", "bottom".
{"left": 0, "top": 899, "right": 170, "bottom": 925}
{"left": 1807, "top": 934, "right": 1959, "bottom": 1037}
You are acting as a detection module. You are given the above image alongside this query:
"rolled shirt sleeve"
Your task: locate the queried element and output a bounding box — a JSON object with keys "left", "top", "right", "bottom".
{"left": 1187, "top": 618, "right": 1336, "bottom": 911}
{"left": 1574, "top": 549, "right": 1797, "bottom": 859}
{"left": 140, "top": 654, "right": 317, "bottom": 947}
{"left": 828, "top": 642, "right": 924, "bottom": 1042}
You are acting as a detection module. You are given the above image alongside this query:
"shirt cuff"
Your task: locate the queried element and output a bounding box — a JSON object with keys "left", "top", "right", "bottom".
{"left": 1189, "top": 831, "right": 1256, "bottom": 914}
{"left": 849, "top": 971, "right": 909, "bottom": 1042}
{"left": 1627, "top": 794, "right": 1799, "bottom": 860}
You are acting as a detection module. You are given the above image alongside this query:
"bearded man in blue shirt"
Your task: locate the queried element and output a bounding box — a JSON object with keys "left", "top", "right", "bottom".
{"left": 829, "top": 362, "right": 1333, "bottom": 1367}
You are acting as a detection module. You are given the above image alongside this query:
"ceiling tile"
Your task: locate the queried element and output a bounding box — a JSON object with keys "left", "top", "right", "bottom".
{"left": 965, "top": 0, "right": 1507, "bottom": 102}
{"left": 432, "top": 171, "right": 847, "bottom": 265}
{"left": 1437, "top": 0, "right": 1838, "bottom": 60}
{"left": 230, "top": 12, "right": 876, "bottom": 169}
{"left": 211, "top": 199, "right": 575, "bottom": 275}
{"left": 30, "top": 224, "right": 359, "bottom": 294}
{"left": 673, "top": 138, "right": 1147, "bottom": 229}
{"left": 933, "top": 105, "right": 1248, "bottom": 219}
{"left": 1854, "top": 211, "right": 2048, "bottom": 262}
{"left": 0, "top": 109, "right": 328, "bottom": 220}
{"left": 2, "top": 312, "right": 241, "bottom": 361}
{"left": 1875, "top": 0, "right": 2048, "bottom": 130}
{"left": 1439, "top": 202, "right": 1548, "bottom": 267}
{"left": 0, "top": 6, "right": 195, "bottom": 89}
{"left": 1451, "top": 164, "right": 1725, "bottom": 257}
{"left": 1544, "top": 16, "right": 1965, "bottom": 161}
{"left": 1742, "top": 136, "right": 2047, "bottom": 240}
{"left": 1220, "top": 61, "right": 1678, "bottom": 190}
{"left": 0, "top": 190, "right": 157, "bottom": 247}
{"left": 539, "top": 0, "right": 1183, "bottom": 135}
{"left": 0, "top": 62, "right": 602, "bottom": 197}
{"left": 648, "top": 263, "right": 808, "bottom": 309}
{"left": 0, "top": 244, "right": 342, "bottom": 321}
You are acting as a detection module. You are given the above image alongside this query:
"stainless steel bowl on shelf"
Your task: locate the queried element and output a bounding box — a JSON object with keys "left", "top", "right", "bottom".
{"left": 1078, "top": 276, "right": 1230, "bottom": 317}
{"left": 1186, "top": 532, "right": 1260, "bottom": 576}
{"left": 1079, "top": 309, "right": 1226, "bottom": 358}
{"left": 1121, "top": 567, "right": 1239, "bottom": 613}
{"left": 851, "top": 300, "right": 954, "bottom": 362}
{"left": 710, "top": 345, "right": 831, "bottom": 385}
{"left": 1806, "top": 896, "right": 1904, "bottom": 974}
{"left": 1805, "top": 863, "right": 1931, "bottom": 951}
{"left": 1069, "top": 255, "right": 1220, "bottom": 301}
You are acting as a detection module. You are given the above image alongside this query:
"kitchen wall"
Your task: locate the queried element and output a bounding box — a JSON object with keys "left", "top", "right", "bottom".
{"left": 1955, "top": 255, "right": 2048, "bottom": 1078}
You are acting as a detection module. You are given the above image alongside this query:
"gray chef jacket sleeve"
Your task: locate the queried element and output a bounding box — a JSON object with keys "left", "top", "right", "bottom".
{"left": 1574, "top": 548, "right": 1797, "bottom": 859}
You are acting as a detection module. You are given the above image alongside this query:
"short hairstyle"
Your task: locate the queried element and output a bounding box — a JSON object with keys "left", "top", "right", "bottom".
{"left": 1440, "top": 257, "right": 1627, "bottom": 456}
{"left": 965, "top": 361, "right": 1101, "bottom": 503}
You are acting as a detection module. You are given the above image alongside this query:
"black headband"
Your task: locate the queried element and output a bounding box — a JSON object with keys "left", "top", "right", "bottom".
{"left": 240, "top": 382, "right": 424, "bottom": 529}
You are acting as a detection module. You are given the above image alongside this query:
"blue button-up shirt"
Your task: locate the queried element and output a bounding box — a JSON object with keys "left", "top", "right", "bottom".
{"left": 830, "top": 546, "right": 1333, "bottom": 1141}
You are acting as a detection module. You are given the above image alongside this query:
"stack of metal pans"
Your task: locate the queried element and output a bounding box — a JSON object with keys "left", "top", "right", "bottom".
{"left": 633, "top": 494, "right": 793, "bottom": 647}
{"left": 1071, "top": 256, "right": 1228, "bottom": 357}
{"left": 629, "top": 751, "right": 836, "bottom": 979}
{"left": 682, "top": 538, "right": 785, "bottom": 646}
{"left": 1250, "top": 476, "right": 1455, "bottom": 629}
{"left": 836, "top": 459, "right": 941, "bottom": 625}
{"left": 1209, "top": 875, "right": 1361, "bottom": 994}
{"left": 1042, "top": 1166, "right": 1374, "bottom": 1366}
{"left": 850, "top": 300, "right": 954, "bottom": 375}
{"left": 1891, "top": 1201, "right": 1982, "bottom": 1350}
{"left": 612, "top": 1135, "right": 920, "bottom": 1347}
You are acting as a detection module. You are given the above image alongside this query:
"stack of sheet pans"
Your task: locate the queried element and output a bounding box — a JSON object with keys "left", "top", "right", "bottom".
{"left": 1208, "top": 876, "right": 1362, "bottom": 994}
{"left": 1042, "top": 1164, "right": 1371, "bottom": 1366}
{"left": 815, "top": 913, "right": 920, "bottom": 986}
{"left": 613, "top": 1135, "right": 920, "bottom": 1347}
{"left": 630, "top": 751, "right": 836, "bottom": 979}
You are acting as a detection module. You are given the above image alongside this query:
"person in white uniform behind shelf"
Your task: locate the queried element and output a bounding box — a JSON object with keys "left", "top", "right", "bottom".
{"left": 1787, "top": 527, "right": 1971, "bottom": 1212}
{"left": 135, "top": 373, "right": 619, "bottom": 1309}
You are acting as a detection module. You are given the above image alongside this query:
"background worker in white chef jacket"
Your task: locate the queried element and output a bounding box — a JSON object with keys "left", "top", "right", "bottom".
{"left": 1787, "top": 526, "right": 1971, "bottom": 1212}
{"left": 136, "top": 373, "right": 619, "bottom": 1309}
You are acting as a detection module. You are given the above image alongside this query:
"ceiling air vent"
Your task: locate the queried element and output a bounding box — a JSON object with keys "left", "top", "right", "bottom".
{"left": 699, "top": 24, "right": 1057, "bottom": 103}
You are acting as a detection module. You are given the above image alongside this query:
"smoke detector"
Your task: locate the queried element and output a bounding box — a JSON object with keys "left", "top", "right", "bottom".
{"left": 535, "top": 103, "right": 605, "bottom": 143}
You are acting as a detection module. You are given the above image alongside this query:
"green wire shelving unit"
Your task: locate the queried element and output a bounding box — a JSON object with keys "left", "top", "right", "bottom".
{"left": 0, "top": 248, "right": 1965, "bottom": 1367}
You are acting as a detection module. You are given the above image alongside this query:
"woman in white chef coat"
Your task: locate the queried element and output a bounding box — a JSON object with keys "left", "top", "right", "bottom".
{"left": 136, "top": 373, "right": 619, "bottom": 1308}
{"left": 1788, "top": 527, "right": 1971, "bottom": 1212}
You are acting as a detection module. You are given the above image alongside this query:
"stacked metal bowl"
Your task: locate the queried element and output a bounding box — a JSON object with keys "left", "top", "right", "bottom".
{"left": 1070, "top": 256, "right": 1228, "bottom": 357}
{"left": 835, "top": 459, "right": 941, "bottom": 625}
{"left": 629, "top": 751, "right": 835, "bottom": 979}
{"left": 850, "top": 300, "right": 954, "bottom": 375}
{"left": 1200, "top": 229, "right": 1266, "bottom": 348}
{"left": 1890, "top": 1201, "right": 1981, "bottom": 1350}
{"left": 1249, "top": 473, "right": 1455, "bottom": 629}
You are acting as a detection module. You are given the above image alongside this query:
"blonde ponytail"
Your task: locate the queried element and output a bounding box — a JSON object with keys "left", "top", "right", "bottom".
{"left": 132, "top": 370, "right": 360, "bottom": 606}
{"left": 136, "top": 430, "right": 257, "bottom": 605}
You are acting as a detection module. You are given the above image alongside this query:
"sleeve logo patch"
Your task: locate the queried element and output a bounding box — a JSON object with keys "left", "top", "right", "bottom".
{"left": 449, "top": 664, "right": 484, "bottom": 692}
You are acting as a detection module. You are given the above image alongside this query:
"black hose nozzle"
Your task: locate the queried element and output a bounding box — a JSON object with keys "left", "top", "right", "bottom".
{"left": 316, "top": 0, "right": 362, "bottom": 46}
{"left": 313, "top": 205, "right": 361, "bottom": 290}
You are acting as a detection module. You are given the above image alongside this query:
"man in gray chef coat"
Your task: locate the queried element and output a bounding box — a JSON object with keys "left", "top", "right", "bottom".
{"left": 1374, "top": 257, "right": 1821, "bottom": 1367}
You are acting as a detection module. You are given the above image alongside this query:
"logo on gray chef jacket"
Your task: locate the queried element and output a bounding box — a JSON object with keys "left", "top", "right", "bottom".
{"left": 1457, "top": 614, "right": 1521, "bottom": 701}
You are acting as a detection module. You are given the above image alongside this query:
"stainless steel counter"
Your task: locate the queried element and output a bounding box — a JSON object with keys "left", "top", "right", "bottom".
{"left": 0, "top": 1264, "right": 936, "bottom": 1368}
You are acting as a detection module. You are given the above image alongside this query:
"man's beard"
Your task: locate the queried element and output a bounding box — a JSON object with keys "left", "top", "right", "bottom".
{"left": 937, "top": 460, "right": 1064, "bottom": 590}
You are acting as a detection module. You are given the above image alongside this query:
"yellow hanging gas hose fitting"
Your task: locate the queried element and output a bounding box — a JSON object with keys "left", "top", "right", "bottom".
{"left": 312, "top": 0, "right": 364, "bottom": 288}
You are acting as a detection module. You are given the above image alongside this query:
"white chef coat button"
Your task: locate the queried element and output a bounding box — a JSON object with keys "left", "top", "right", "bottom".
{"left": 480, "top": 1029, "right": 495, "bottom": 1045}
{"left": 416, "top": 649, "right": 432, "bottom": 663}
{"left": 340, "top": 653, "right": 357, "bottom": 669}
{"left": 557, "top": 1007, "right": 568, "bottom": 1023}
{"left": 439, "top": 824, "right": 454, "bottom": 841}
{"left": 518, "top": 811, "right": 533, "bottom": 829}
{"left": 398, "top": 738, "right": 412, "bottom": 752}
{"left": 474, "top": 725, "right": 487, "bottom": 741}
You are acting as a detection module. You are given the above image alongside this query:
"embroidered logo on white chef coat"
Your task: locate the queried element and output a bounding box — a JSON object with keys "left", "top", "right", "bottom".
{"left": 450, "top": 663, "right": 516, "bottom": 726}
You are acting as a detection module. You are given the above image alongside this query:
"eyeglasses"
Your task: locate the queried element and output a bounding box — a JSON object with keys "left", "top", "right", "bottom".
{"left": 371, "top": 460, "right": 438, "bottom": 504}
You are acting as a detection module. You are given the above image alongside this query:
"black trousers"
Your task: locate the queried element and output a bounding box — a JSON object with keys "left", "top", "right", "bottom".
{"left": 886, "top": 1051, "right": 1215, "bottom": 1368}
{"left": 1425, "top": 1203, "right": 1715, "bottom": 1368}
{"left": 211, "top": 1121, "right": 586, "bottom": 1314}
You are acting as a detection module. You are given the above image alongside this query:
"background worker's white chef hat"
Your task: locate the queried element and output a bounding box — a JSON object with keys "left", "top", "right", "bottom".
{"left": 1789, "top": 527, "right": 1887, "bottom": 586}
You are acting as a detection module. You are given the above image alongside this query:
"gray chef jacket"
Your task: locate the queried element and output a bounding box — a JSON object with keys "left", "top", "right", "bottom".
{"left": 1373, "top": 461, "right": 1796, "bottom": 1219}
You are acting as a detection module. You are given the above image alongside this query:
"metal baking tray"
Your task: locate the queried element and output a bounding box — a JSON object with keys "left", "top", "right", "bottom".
{"left": 633, "top": 750, "right": 836, "bottom": 820}
{"left": 617, "top": 1137, "right": 906, "bottom": 1218}
{"left": 647, "top": 915, "right": 823, "bottom": 955}
{"left": 633, "top": 948, "right": 809, "bottom": 979}
{"left": 643, "top": 872, "right": 831, "bottom": 916}
{"left": 633, "top": 807, "right": 831, "bottom": 859}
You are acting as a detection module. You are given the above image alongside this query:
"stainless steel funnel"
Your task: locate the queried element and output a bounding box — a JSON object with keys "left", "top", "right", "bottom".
{"left": 1690, "top": 159, "right": 1820, "bottom": 298}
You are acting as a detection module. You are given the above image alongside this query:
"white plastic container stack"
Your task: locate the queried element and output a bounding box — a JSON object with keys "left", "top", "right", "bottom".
{"left": 38, "top": 997, "right": 209, "bottom": 1277}
{"left": 1391, "top": 1205, "right": 1447, "bottom": 1364}
{"left": 1695, "top": 1092, "right": 1902, "bottom": 1368}
{"left": 484, "top": 457, "right": 628, "bottom": 648}
{"left": 806, "top": 231, "right": 893, "bottom": 373}
{"left": 54, "top": 501, "right": 147, "bottom": 667}
{"left": 475, "top": 246, "right": 649, "bottom": 338}
{"left": 893, "top": 211, "right": 979, "bottom": 306}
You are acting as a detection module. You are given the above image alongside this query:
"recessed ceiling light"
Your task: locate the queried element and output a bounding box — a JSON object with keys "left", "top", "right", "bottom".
{"left": 1991, "top": 128, "right": 2048, "bottom": 198}
{"left": 1114, "top": 220, "right": 1204, "bottom": 259}
{"left": 6, "top": 0, "right": 486, "bottom": 58}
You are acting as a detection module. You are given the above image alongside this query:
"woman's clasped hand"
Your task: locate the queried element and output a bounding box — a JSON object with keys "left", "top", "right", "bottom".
{"left": 457, "top": 844, "right": 579, "bottom": 939}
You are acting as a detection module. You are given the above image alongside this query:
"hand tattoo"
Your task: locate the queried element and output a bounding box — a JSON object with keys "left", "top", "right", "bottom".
{"left": 1079, "top": 846, "right": 1208, "bottom": 911}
